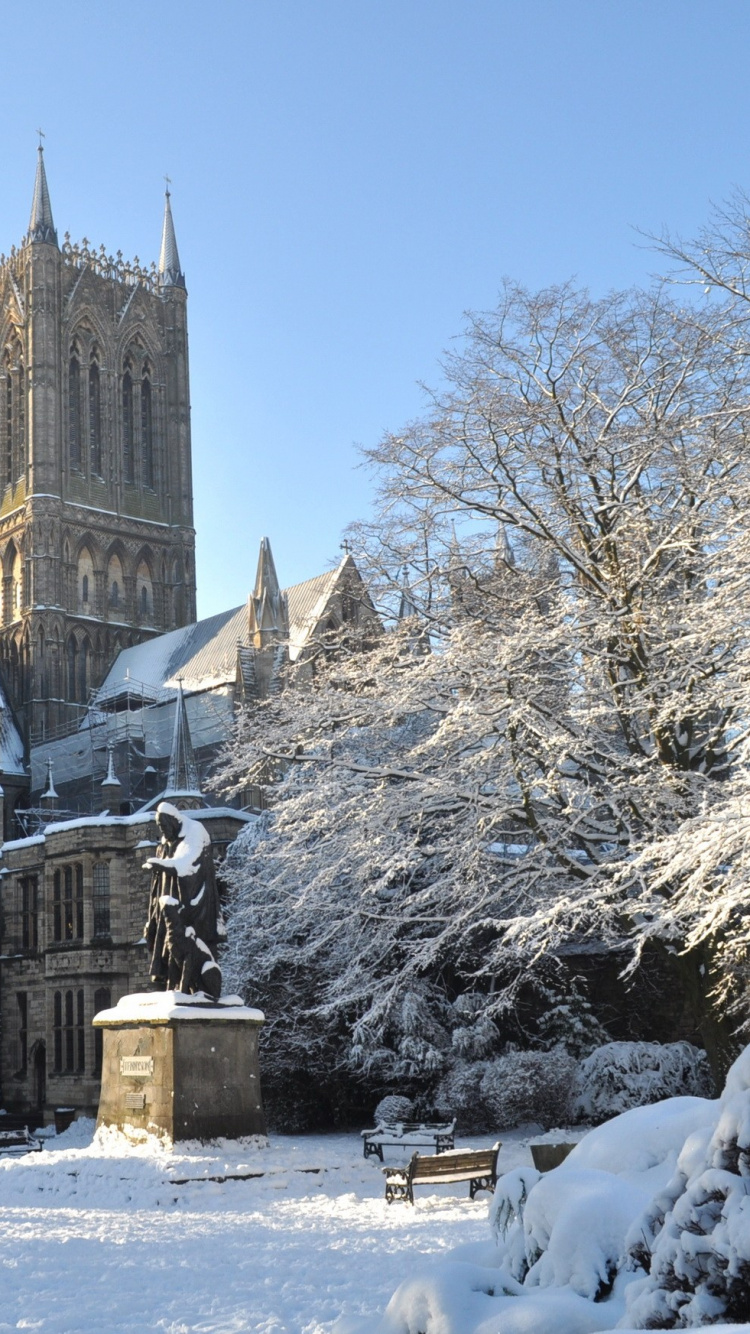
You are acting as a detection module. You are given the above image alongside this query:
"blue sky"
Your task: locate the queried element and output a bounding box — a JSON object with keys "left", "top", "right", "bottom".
{"left": 0, "top": 1, "right": 748, "bottom": 617}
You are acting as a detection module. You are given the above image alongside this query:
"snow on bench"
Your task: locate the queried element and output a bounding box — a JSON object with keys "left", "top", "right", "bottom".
{"left": 0, "top": 1128, "right": 42, "bottom": 1156}
{"left": 361, "top": 1119, "right": 456, "bottom": 1162}
{"left": 383, "top": 1143, "right": 501, "bottom": 1204}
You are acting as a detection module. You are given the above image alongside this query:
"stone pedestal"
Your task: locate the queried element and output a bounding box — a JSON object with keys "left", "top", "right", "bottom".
{"left": 93, "top": 992, "right": 266, "bottom": 1142}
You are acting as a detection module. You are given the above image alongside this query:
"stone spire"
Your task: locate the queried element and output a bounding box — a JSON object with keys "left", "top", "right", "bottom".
{"left": 397, "top": 566, "right": 419, "bottom": 620}
{"left": 28, "top": 143, "right": 57, "bottom": 246}
{"left": 248, "top": 537, "right": 288, "bottom": 648}
{"left": 158, "top": 186, "right": 185, "bottom": 288}
{"left": 165, "top": 680, "right": 200, "bottom": 796}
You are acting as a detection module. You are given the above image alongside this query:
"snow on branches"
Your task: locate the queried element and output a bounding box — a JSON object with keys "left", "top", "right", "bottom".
{"left": 216, "top": 274, "right": 750, "bottom": 1117}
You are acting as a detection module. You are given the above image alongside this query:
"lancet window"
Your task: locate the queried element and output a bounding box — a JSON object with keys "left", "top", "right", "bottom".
{"left": 122, "top": 364, "right": 134, "bottom": 484}
{"left": 68, "top": 346, "right": 82, "bottom": 470}
{"left": 141, "top": 366, "right": 153, "bottom": 488}
{"left": 89, "top": 352, "right": 102, "bottom": 476}
{"left": 3, "top": 341, "right": 25, "bottom": 486}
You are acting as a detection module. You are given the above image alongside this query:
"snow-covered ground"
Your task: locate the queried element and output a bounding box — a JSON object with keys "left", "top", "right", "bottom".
{"left": 0, "top": 1122, "right": 569, "bottom": 1334}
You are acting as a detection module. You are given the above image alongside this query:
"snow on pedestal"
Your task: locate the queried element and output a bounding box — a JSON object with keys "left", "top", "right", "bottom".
{"left": 93, "top": 991, "right": 266, "bottom": 1144}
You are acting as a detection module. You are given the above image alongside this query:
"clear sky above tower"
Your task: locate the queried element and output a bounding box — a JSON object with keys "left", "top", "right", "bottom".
{"left": 0, "top": 0, "right": 748, "bottom": 617}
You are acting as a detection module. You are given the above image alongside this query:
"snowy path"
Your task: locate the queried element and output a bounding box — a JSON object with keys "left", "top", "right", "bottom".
{"left": 0, "top": 1123, "right": 545, "bottom": 1334}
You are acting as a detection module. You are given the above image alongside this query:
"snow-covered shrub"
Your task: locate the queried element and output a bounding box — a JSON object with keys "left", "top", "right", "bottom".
{"left": 373, "top": 1095, "right": 414, "bottom": 1127}
{"left": 534, "top": 977, "right": 611, "bottom": 1058}
{"left": 433, "top": 1047, "right": 577, "bottom": 1132}
{"left": 432, "top": 1061, "right": 488, "bottom": 1132}
{"left": 622, "top": 1045, "right": 750, "bottom": 1328}
{"left": 574, "top": 1040, "right": 715, "bottom": 1123}
{"left": 482, "top": 1047, "right": 578, "bottom": 1130}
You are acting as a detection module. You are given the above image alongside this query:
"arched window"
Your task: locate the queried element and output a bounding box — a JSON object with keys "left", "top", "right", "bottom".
{"left": 93, "top": 862, "right": 110, "bottom": 936}
{"left": 12, "top": 549, "right": 22, "bottom": 615}
{"left": 69, "top": 351, "right": 81, "bottom": 470}
{"left": 141, "top": 370, "right": 153, "bottom": 488}
{"left": 77, "top": 548, "right": 94, "bottom": 613}
{"left": 107, "top": 553, "right": 123, "bottom": 610}
{"left": 122, "top": 366, "right": 134, "bottom": 484}
{"left": 136, "top": 559, "right": 153, "bottom": 623}
{"left": 89, "top": 354, "right": 102, "bottom": 476}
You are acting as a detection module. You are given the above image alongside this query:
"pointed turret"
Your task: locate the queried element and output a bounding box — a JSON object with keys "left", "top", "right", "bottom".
{"left": 165, "top": 680, "right": 201, "bottom": 796}
{"left": 158, "top": 187, "right": 185, "bottom": 288}
{"left": 248, "top": 537, "right": 288, "bottom": 648}
{"left": 398, "top": 566, "right": 419, "bottom": 620}
{"left": 494, "top": 522, "right": 515, "bottom": 570}
{"left": 28, "top": 144, "right": 57, "bottom": 246}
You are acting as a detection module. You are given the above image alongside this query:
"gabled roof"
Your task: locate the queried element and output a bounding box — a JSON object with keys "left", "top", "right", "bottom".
{"left": 97, "top": 556, "right": 361, "bottom": 702}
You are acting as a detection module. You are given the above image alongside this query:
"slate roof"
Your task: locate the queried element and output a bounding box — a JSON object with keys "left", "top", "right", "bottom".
{"left": 97, "top": 560, "right": 348, "bottom": 702}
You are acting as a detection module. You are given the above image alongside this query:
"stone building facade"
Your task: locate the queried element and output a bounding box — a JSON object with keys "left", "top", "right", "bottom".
{"left": 0, "top": 147, "right": 196, "bottom": 747}
{"left": 0, "top": 804, "right": 250, "bottom": 1120}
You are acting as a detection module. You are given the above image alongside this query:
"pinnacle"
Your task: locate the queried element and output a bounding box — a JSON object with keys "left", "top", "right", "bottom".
{"left": 158, "top": 188, "right": 185, "bottom": 288}
{"left": 28, "top": 144, "right": 58, "bottom": 246}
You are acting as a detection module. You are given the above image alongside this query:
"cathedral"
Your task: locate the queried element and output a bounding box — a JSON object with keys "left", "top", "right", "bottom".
{"left": 0, "top": 152, "right": 374, "bottom": 1121}
{"left": 0, "top": 146, "right": 195, "bottom": 756}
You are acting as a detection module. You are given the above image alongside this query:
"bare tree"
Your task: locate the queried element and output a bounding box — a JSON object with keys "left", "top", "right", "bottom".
{"left": 216, "top": 279, "right": 750, "bottom": 1113}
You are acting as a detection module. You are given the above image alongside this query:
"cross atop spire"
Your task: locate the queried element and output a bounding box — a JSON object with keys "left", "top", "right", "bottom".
{"left": 28, "top": 141, "right": 57, "bottom": 246}
{"left": 158, "top": 183, "right": 185, "bottom": 289}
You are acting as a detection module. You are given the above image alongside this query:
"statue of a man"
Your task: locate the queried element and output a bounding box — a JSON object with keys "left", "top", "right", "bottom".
{"left": 142, "top": 802, "right": 225, "bottom": 997}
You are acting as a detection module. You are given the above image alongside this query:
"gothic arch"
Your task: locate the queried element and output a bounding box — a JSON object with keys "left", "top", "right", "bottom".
{"left": 105, "top": 542, "right": 126, "bottom": 615}
{"left": 135, "top": 549, "right": 154, "bottom": 624}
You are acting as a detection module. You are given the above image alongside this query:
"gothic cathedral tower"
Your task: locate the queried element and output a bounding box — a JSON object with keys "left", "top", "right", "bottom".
{"left": 0, "top": 148, "right": 197, "bottom": 742}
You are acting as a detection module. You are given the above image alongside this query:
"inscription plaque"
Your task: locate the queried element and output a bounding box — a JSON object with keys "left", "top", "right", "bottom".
{"left": 124, "top": 1092, "right": 147, "bottom": 1111}
{"left": 120, "top": 1056, "right": 154, "bottom": 1078}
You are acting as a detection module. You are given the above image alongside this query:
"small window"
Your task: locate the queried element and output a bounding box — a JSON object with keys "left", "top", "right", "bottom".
{"left": 110, "top": 580, "right": 119, "bottom": 608}
{"left": 93, "top": 863, "right": 110, "bottom": 937}
{"left": 53, "top": 990, "right": 62, "bottom": 1071}
{"left": 64, "top": 989, "right": 74, "bottom": 1071}
{"left": 76, "top": 989, "right": 85, "bottom": 1072}
{"left": 20, "top": 876, "right": 38, "bottom": 950}
{"left": 53, "top": 869, "right": 62, "bottom": 942}
{"left": 17, "top": 992, "right": 27, "bottom": 1073}
{"left": 140, "top": 584, "right": 148, "bottom": 617}
{"left": 63, "top": 866, "right": 73, "bottom": 940}
{"left": 82, "top": 574, "right": 89, "bottom": 604}
{"left": 75, "top": 864, "right": 84, "bottom": 939}
{"left": 93, "top": 987, "right": 111, "bottom": 1076}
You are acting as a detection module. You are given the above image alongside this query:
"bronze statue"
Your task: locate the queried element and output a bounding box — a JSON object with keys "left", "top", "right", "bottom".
{"left": 143, "top": 802, "right": 224, "bottom": 999}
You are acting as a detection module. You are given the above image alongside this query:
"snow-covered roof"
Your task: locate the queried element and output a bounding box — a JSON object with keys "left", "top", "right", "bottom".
{"left": 98, "top": 560, "right": 351, "bottom": 698}
{"left": 0, "top": 676, "right": 25, "bottom": 777}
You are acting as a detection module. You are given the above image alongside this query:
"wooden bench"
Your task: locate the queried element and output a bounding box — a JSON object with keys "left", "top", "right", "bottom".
{"left": 383, "top": 1143, "right": 501, "bottom": 1204}
{"left": 361, "top": 1119, "right": 456, "bottom": 1162}
{"left": 0, "top": 1128, "right": 42, "bottom": 1156}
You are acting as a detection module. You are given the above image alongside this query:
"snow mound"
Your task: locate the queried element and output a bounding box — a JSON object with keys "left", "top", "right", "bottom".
{"left": 362, "top": 1046, "right": 750, "bottom": 1333}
